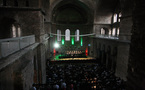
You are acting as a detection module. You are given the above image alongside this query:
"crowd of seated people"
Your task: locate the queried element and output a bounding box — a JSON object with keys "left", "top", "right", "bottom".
{"left": 35, "top": 63, "right": 126, "bottom": 90}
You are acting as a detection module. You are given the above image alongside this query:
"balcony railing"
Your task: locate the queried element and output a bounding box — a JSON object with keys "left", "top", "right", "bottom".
{"left": 0, "top": 35, "right": 35, "bottom": 59}
{"left": 95, "top": 35, "right": 119, "bottom": 39}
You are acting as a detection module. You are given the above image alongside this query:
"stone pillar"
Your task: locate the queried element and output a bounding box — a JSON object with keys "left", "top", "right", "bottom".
{"left": 115, "top": 42, "right": 130, "bottom": 81}
{"left": 127, "top": 0, "right": 145, "bottom": 89}
{"left": 37, "top": 43, "right": 47, "bottom": 84}
{"left": 35, "top": 12, "right": 48, "bottom": 84}
{"left": 119, "top": 0, "right": 133, "bottom": 41}
{"left": 115, "top": 0, "right": 133, "bottom": 81}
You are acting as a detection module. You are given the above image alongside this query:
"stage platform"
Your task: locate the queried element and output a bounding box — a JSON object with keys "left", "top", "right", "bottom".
{"left": 50, "top": 54, "right": 96, "bottom": 64}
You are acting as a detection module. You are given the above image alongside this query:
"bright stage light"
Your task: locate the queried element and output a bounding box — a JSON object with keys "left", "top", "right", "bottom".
{"left": 54, "top": 42, "right": 59, "bottom": 48}
{"left": 81, "top": 37, "right": 83, "bottom": 46}
{"left": 71, "top": 37, "right": 74, "bottom": 45}
{"left": 62, "top": 37, "right": 64, "bottom": 45}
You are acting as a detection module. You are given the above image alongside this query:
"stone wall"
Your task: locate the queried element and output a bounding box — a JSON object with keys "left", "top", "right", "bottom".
{"left": 92, "top": 37, "right": 130, "bottom": 81}
{"left": 0, "top": 8, "right": 44, "bottom": 40}
{"left": 91, "top": 0, "right": 133, "bottom": 82}
{"left": 0, "top": 46, "right": 38, "bottom": 90}
{"left": 92, "top": 38, "right": 118, "bottom": 69}
{"left": 127, "top": 0, "right": 145, "bottom": 89}
{"left": 0, "top": 1, "right": 49, "bottom": 88}
{"left": 115, "top": 42, "right": 130, "bottom": 81}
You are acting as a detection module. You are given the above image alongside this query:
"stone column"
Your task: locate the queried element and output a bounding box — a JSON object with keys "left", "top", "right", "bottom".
{"left": 115, "top": 42, "right": 130, "bottom": 81}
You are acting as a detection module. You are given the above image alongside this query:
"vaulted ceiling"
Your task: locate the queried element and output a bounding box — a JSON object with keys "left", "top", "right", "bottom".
{"left": 51, "top": 0, "right": 119, "bottom": 24}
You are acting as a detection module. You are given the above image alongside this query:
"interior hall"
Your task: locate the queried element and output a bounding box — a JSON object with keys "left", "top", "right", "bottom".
{"left": 0, "top": 0, "right": 144, "bottom": 90}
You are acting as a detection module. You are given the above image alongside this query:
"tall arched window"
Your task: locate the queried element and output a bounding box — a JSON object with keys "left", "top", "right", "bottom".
{"left": 112, "top": 28, "right": 116, "bottom": 36}
{"left": 17, "top": 25, "right": 21, "bottom": 37}
{"left": 113, "top": 13, "right": 117, "bottom": 23}
{"left": 75, "top": 29, "right": 79, "bottom": 41}
{"left": 65, "top": 29, "right": 70, "bottom": 41}
{"left": 117, "top": 28, "right": 120, "bottom": 37}
{"left": 101, "top": 28, "right": 105, "bottom": 35}
{"left": 109, "top": 29, "right": 111, "bottom": 36}
{"left": 57, "top": 29, "right": 61, "bottom": 41}
{"left": 12, "top": 24, "right": 16, "bottom": 37}
{"left": 118, "top": 12, "right": 122, "bottom": 22}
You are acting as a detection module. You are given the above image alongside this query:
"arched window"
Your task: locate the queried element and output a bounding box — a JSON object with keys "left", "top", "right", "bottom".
{"left": 57, "top": 29, "right": 61, "bottom": 41}
{"left": 112, "top": 28, "right": 116, "bottom": 36}
{"left": 75, "top": 29, "right": 79, "bottom": 41}
{"left": 65, "top": 29, "right": 70, "bottom": 41}
{"left": 109, "top": 29, "right": 111, "bottom": 36}
{"left": 113, "top": 13, "right": 117, "bottom": 23}
{"left": 12, "top": 24, "right": 16, "bottom": 37}
{"left": 101, "top": 28, "right": 105, "bottom": 35}
{"left": 17, "top": 25, "right": 21, "bottom": 37}
{"left": 118, "top": 12, "right": 122, "bottom": 22}
{"left": 117, "top": 28, "right": 120, "bottom": 37}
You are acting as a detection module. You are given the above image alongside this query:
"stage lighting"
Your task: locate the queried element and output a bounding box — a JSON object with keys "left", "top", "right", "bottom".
{"left": 54, "top": 42, "right": 59, "bottom": 48}
{"left": 81, "top": 37, "right": 83, "bottom": 46}
{"left": 71, "top": 37, "right": 74, "bottom": 45}
{"left": 62, "top": 37, "right": 65, "bottom": 45}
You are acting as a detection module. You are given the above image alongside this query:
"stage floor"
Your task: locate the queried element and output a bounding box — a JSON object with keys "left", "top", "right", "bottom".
{"left": 51, "top": 54, "right": 95, "bottom": 61}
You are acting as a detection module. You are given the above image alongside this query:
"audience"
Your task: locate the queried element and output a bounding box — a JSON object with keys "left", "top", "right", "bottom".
{"left": 30, "top": 84, "right": 37, "bottom": 90}
{"left": 35, "top": 62, "right": 126, "bottom": 90}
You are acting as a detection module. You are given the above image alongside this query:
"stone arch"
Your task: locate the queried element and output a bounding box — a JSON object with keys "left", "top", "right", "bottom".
{"left": 103, "top": 27, "right": 110, "bottom": 35}
{"left": 0, "top": 17, "right": 16, "bottom": 39}
{"left": 50, "top": 0, "right": 94, "bottom": 53}
{"left": 50, "top": 0, "right": 94, "bottom": 23}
